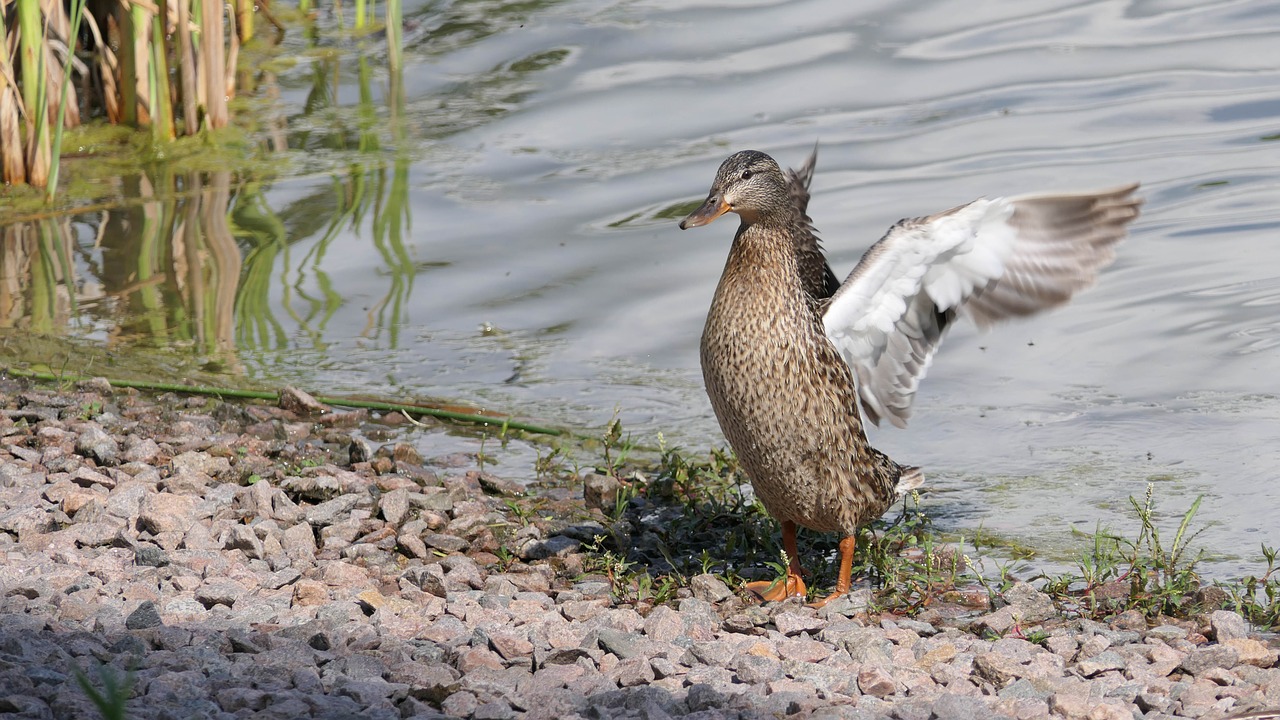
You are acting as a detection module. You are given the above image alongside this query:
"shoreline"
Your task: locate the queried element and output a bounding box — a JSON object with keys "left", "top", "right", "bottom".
{"left": 0, "top": 376, "right": 1276, "bottom": 719}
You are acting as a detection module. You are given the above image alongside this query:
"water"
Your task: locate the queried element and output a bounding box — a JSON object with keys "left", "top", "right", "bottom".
{"left": 3, "top": 0, "right": 1279, "bottom": 578}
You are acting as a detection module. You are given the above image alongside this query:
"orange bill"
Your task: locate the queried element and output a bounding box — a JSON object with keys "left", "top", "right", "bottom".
{"left": 679, "top": 194, "right": 730, "bottom": 229}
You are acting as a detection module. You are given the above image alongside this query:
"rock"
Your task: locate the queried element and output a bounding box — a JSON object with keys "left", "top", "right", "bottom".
{"left": 138, "top": 494, "right": 196, "bottom": 534}
{"left": 122, "top": 436, "right": 161, "bottom": 464}
{"left": 282, "top": 522, "right": 317, "bottom": 562}
{"left": 595, "top": 628, "right": 641, "bottom": 660}
{"left": 222, "top": 524, "right": 266, "bottom": 559}
{"left": 72, "top": 465, "right": 116, "bottom": 489}
{"left": 292, "top": 580, "right": 329, "bottom": 606}
{"left": 975, "top": 652, "right": 1024, "bottom": 688}
{"left": 736, "top": 653, "right": 784, "bottom": 684}
{"left": 303, "top": 494, "right": 361, "bottom": 527}
{"left": 1078, "top": 650, "right": 1126, "bottom": 677}
{"left": 644, "top": 605, "right": 684, "bottom": 642}
{"left": 279, "top": 387, "right": 329, "bottom": 416}
{"left": 1003, "top": 582, "right": 1057, "bottom": 623}
{"left": 1178, "top": 644, "right": 1240, "bottom": 676}
{"left": 1224, "top": 638, "right": 1277, "bottom": 668}
{"left": 171, "top": 451, "right": 230, "bottom": 479}
{"left": 774, "top": 610, "right": 825, "bottom": 636}
{"left": 582, "top": 473, "right": 622, "bottom": 512}
{"left": 1208, "top": 610, "right": 1249, "bottom": 642}
{"left": 857, "top": 665, "right": 897, "bottom": 698}
{"left": 931, "top": 693, "right": 990, "bottom": 720}
{"left": 379, "top": 488, "right": 409, "bottom": 525}
{"left": 195, "top": 579, "right": 247, "bottom": 608}
{"left": 518, "top": 535, "right": 579, "bottom": 561}
{"left": 425, "top": 532, "right": 469, "bottom": 553}
{"left": 1049, "top": 692, "right": 1092, "bottom": 719}
{"left": 125, "top": 600, "right": 163, "bottom": 630}
{"left": 478, "top": 474, "right": 524, "bottom": 497}
{"left": 75, "top": 426, "right": 119, "bottom": 466}
{"left": 689, "top": 574, "right": 732, "bottom": 603}
{"left": 134, "top": 544, "right": 170, "bottom": 567}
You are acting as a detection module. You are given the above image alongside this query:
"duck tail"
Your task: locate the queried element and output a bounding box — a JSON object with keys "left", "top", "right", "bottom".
{"left": 894, "top": 466, "right": 924, "bottom": 498}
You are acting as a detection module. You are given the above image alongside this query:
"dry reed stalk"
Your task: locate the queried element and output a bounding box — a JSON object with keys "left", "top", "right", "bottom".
{"left": 175, "top": 0, "right": 198, "bottom": 135}
{"left": 1, "top": 20, "right": 27, "bottom": 183}
{"left": 200, "top": 0, "right": 228, "bottom": 128}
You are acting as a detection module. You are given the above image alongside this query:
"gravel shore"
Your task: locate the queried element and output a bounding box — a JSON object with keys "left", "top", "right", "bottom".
{"left": 0, "top": 377, "right": 1277, "bottom": 720}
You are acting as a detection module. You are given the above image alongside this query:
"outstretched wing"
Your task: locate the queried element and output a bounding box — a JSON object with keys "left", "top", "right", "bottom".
{"left": 821, "top": 184, "right": 1142, "bottom": 428}
{"left": 787, "top": 146, "right": 841, "bottom": 300}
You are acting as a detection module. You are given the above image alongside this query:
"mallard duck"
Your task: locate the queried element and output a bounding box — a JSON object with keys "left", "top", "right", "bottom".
{"left": 680, "top": 148, "right": 1141, "bottom": 606}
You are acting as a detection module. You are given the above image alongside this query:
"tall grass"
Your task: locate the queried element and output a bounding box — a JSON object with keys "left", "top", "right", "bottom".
{"left": 0, "top": 0, "right": 415, "bottom": 191}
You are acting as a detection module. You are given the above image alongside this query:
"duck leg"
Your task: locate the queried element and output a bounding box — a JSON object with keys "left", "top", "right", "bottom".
{"left": 744, "top": 520, "right": 807, "bottom": 601}
{"left": 809, "top": 535, "right": 856, "bottom": 609}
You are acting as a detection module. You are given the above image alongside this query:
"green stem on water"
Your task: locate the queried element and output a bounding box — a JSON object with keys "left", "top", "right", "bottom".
{"left": 2, "top": 367, "right": 575, "bottom": 438}
{"left": 46, "top": 0, "right": 89, "bottom": 201}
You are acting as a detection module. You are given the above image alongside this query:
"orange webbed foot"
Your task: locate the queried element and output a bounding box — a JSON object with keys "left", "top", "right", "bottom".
{"left": 743, "top": 573, "right": 807, "bottom": 602}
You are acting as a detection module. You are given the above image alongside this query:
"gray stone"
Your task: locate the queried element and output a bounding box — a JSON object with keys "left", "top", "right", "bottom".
{"left": 171, "top": 450, "right": 231, "bottom": 479}
{"left": 735, "top": 653, "right": 784, "bottom": 684}
{"left": 279, "top": 386, "right": 329, "bottom": 416}
{"left": 596, "top": 627, "right": 642, "bottom": 659}
{"left": 1005, "top": 582, "right": 1056, "bottom": 623}
{"left": 685, "top": 684, "right": 728, "bottom": 712}
{"left": 379, "top": 488, "right": 410, "bottom": 525}
{"left": 138, "top": 493, "right": 196, "bottom": 534}
{"left": 121, "top": 436, "right": 161, "bottom": 464}
{"left": 1178, "top": 644, "right": 1240, "bottom": 676}
{"left": 774, "top": 610, "right": 826, "bottom": 636}
{"left": 195, "top": 578, "right": 248, "bottom": 608}
{"left": 424, "top": 532, "right": 469, "bottom": 553}
{"left": 519, "top": 534, "right": 580, "bottom": 560}
{"left": 223, "top": 524, "right": 266, "bottom": 559}
{"left": 689, "top": 573, "right": 732, "bottom": 603}
{"left": 304, "top": 494, "right": 361, "bottom": 526}
{"left": 75, "top": 425, "right": 119, "bottom": 466}
{"left": 125, "top": 600, "right": 163, "bottom": 629}
{"left": 1147, "top": 624, "right": 1187, "bottom": 641}
{"left": 281, "top": 522, "right": 317, "bottom": 561}
{"left": 403, "top": 564, "right": 448, "bottom": 597}
{"left": 582, "top": 473, "right": 622, "bottom": 512}
{"left": 828, "top": 624, "right": 893, "bottom": 665}
{"left": 1078, "top": 650, "right": 1127, "bottom": 677}
{"left": 858, "top": 664, "right": 897, "bottom": 698}
{"left": 1208, "top": 610, "right": 1249, "bottom": 642}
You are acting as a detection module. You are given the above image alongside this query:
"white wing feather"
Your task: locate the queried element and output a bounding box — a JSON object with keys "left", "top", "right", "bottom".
{"left": 822, "top": 184, "right": 1141, "bottom": 428}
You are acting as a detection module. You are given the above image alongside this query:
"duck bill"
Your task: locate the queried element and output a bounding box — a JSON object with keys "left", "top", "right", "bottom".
{"left": 679, "top": 194, "right": 730, "bottom": 229}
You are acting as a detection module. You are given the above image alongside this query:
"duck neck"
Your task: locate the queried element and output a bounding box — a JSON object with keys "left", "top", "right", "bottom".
{"left": 722, "top": 219, "right": 807, "bottom": 303}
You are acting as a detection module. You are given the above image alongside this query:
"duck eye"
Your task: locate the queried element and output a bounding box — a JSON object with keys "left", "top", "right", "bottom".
{"left": 741, "top": 170, "right": 753, "bottom": 180}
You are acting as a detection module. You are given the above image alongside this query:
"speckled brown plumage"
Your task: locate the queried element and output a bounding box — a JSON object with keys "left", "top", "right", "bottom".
{"left": 679, "top": 148, "right": 1140, "bottom": 605}
{"left": 697, "top": 170, "right": 908, "bottom": 538}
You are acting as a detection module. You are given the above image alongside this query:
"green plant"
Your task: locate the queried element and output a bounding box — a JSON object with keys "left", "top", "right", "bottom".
{"left": 1038, "top": 484, "right": 1207, "bottom": 620}
{"left": 598, "top": 415, "right": 636, "bottom": 477}
{"left": 502, "top": 498, "right": 534, "bottom": 527}
{"left": 1223, "top": 544, "right": 1280, "bottom": 630}
{"left": 494, "top": 544, "right": 516, "bottom": 571}
{"left": 72, "top": 662, "right": 135, "bottom": 720}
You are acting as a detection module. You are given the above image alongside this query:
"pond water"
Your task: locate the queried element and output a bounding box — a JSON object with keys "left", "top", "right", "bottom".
{"left": 3, "top": 0, "right": 1279, "bottom": 579}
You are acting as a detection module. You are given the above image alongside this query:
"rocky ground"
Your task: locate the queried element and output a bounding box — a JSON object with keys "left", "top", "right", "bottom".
{"left": 0, "top": 377, "right": 1277, "bottom": 720}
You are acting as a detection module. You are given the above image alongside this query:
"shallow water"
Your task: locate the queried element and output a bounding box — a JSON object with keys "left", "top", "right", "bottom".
{"left": 4, "top": 0, "right": 1279, "bottom": 578}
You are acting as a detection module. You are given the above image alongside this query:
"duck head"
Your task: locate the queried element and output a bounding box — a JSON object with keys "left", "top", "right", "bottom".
{"left": 679, "top": 150, "right": 790, "bottom": 229}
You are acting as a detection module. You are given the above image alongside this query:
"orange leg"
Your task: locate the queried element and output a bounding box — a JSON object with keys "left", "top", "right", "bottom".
{"left": 744, "top": 520, "right": 807, "bottom": 601}
{"left": 808, "top": 535, "right": 856, "bottom": 609}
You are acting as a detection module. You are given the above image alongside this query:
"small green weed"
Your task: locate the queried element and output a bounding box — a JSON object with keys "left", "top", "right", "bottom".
{"left": 1222, "top": 544, "right": 1280, "bottom": 631}
{"left": 1038, "top": 484, "right": 1207, "bottom": 619}
{"left": 72, "top": 662, "right": 135, "bottom": 720}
